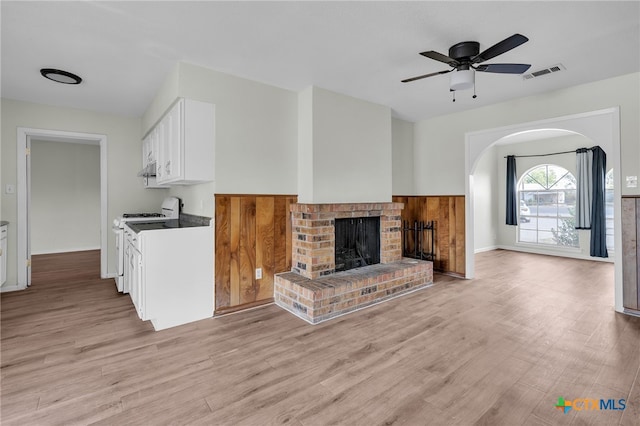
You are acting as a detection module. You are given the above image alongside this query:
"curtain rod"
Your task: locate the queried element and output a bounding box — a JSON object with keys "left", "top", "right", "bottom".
{"left": 503, "top": 146, "right": 597, "bottom": 159}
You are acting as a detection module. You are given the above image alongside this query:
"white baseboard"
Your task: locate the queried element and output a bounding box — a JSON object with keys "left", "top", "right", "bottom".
{"left": 31, "top": 246, "right": 101, "bottom": 255}
{"left": 0, "top": 283, "right": 27, "bottom": 293}
{"left": 474, "top": 245, "right": 499, "bottom": 254}
{"left": 495, "top": 244, "right": 614, "bottom": 263}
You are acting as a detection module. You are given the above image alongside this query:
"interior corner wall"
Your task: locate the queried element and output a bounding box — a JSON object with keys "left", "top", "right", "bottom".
{"left": 141, "top": 62, "right": 298, "bottom": 217}
{"left": 392, "top": 117, "right": 415, "bottom": 195}
{"left": 30, "top": 140, "right": 101, "bottom": 254}
{"left": 1, "top": 98, "right": 161, "bottom": 287}
{"left": 414, "top": 72, "right": 640, "bottom": 197}
{"left": 142, "top": 63, "right": 180, "bottom": 134}
{"left": 302, "top": 86, "right": 392, "bottom": 204}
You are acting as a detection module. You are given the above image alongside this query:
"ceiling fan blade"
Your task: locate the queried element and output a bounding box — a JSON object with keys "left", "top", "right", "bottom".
{"left": 472, "top": 34, "right": 529, "bottom": 64}
{"left": 475, "top": 63, "right": 531, "bottom": 74}
{"left": 420, "top": 50, "right": 459, "bottom": 66}
{"left": 401, "top": 69, "right": 452, "bottom": 83}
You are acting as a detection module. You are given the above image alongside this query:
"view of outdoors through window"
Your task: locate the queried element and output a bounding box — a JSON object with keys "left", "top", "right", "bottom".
{"left": 605, "top": 169, "right": 614, "bottom": 251}
{"left": 518, "top": 164, "right": 579, "bottom": 247}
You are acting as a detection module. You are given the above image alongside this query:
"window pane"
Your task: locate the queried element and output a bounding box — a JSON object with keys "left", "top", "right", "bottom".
{"left": 605, "top": 169, "right": 614, "bottom": 251}
{"left": 538, "top": 217, "right": 555, "bottom": 232}
{"left": 538, "top": 230, "right": 556, "bottom": 244}
{"left": 517, "top": 164, "right": 579, "bottom": 248}
{"left": 520, "top": 192, "right": 538, "bottom": 216}
{"left": 538, "top": 197, "right": 557, "bottom": 216}
{"left": 519, "top": 229, "right": 537, "bottom": 243}
{"left": 556, "top": 173, "right": 576, "bottom": 190}
{"left": 519, "top": 217, "right": 536, "bottom": 229}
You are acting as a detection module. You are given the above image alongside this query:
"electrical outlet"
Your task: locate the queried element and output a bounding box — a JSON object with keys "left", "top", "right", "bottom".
{"left": 626, "top": 176, "right": 638, "bottom": 188}
{"left": 255, "top": 268, "right": 262, "bottom": 280}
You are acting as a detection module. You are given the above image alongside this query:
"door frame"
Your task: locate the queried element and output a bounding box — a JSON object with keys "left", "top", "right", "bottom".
{"left": 16, "top": 127, "right": 108, "bottom": 288}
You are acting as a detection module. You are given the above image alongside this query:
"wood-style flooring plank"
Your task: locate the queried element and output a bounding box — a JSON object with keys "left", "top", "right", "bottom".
{"left": 2, "top": 249, "right": 638, "bottom": 425}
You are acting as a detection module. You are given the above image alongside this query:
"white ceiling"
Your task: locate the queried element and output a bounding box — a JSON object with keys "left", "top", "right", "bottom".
{"left": 2, "top": 1, "right": 639, "bottom": 122}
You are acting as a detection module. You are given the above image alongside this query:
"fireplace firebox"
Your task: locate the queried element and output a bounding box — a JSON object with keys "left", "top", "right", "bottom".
{"left": 334, "top": 217, "right": 380, "bottom": 272}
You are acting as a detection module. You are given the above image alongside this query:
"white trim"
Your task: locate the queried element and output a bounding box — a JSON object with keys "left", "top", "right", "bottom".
{"left": 31, "top": 246, "right": 102, "bottom": 255}
{"left": 474, "top": 245, "right": 499, "bottom": 254}
{"left": 465, "top": 107, "right": 622, "bottom": 312}
{"left": 0, "top": 283, "right": 25, "bottom": 293}
{"left": 17, "top": 128, "right": 109, "bottom": 289}
{"left": 496, "top": 245, "right": 615, "bottom": 263}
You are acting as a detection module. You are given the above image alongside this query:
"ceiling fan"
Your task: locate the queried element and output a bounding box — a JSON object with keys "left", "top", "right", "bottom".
{"left": 402, "top": 34, "right": 531, "bottom": 99}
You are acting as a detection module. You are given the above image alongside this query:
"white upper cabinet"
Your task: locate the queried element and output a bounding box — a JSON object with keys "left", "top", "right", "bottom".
{"left": 145, "top": 98, "right": 215, "bottom": 185}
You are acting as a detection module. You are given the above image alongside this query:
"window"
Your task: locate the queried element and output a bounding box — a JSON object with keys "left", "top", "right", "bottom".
{"left": 518, "top": 164, "right": 579, "bottom": 247}
{"left": 605, "top": 169, "right": 614, "bottom": 251}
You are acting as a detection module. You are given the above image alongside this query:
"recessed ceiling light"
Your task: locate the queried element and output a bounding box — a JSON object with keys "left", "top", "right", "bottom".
{"left": 40, "top": 68, "right": 82, "bottom": 85}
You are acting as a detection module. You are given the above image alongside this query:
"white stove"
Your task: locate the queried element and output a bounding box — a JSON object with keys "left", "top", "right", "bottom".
{"left": 113, "top": 197, "right": 180, "bottom": 229}
{"left": 112, "top": 197, "right": 180, "bottom": 292}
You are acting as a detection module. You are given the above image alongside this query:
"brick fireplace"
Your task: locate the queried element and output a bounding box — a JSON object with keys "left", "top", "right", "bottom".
{"left": 275, "top": 202, "right": 433, "bottom": 324}
{"left": 290, "top": 202, "right": 403, "bottom": 279}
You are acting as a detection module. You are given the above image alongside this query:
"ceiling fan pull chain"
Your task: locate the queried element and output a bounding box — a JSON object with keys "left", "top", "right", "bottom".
{"left": 473, "top": 85, "right": 477, "bottom": 99}
{"left": 452, "top": 91, "right": 456, "bottom": 102}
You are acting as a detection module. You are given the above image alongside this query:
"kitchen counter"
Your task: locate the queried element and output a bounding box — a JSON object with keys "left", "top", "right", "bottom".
{"left": 126, "top": 214, "right": 211, "bottom": 233}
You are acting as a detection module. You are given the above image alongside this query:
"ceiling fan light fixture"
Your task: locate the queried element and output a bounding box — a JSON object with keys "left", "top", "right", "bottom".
{"left": 450, "top": 69, "right": 474, "bottom": 91}
{"left": 40, "top": 68, "right": 82, "bottom": 85}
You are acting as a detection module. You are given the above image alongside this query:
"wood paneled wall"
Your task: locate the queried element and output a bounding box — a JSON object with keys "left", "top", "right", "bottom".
{"left": 392, "top": 196, "right": 465, "bottom": 276}
{"left": 215, "top": 194, "right": 297, "bottom": 314}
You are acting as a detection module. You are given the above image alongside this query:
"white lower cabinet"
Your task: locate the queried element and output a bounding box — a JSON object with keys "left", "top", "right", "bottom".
{"left": 125, "top": 223, "right": 214, "bottom": 330}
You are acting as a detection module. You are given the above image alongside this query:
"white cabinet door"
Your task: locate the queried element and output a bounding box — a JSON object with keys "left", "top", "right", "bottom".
{"left": 142, "top": 134, "right": 149, "bottom": 169}
{"left": 147, "top": 97, "right": 213, "bottom": 185}
{"left": 130, "top": 246, "right": 144, "bottom": 319}
{"left": 156, "top": 119, "right": 168, "bottom": 183}
{"left": 165, "top": 99, "right": 183, "bottom": 182}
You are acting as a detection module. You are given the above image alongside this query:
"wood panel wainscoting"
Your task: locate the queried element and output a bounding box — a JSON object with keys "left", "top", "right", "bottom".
{"left": 392, "top": 195, "right": 465, "bottom": 276}
{"left": 215, "top": 194, "right": 297, "bottom": 314}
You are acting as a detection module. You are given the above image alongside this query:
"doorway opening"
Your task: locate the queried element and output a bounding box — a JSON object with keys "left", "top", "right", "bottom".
{"left": 464, "top": 108, "right": 623, "bottom": 312}
{"left": 16, "top": 128, "right": 108, "bottom": 289}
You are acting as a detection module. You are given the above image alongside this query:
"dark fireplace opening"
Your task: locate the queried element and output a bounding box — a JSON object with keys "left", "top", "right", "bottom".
{"left": 334, "top": 217, "right": 380, "bottom": 272}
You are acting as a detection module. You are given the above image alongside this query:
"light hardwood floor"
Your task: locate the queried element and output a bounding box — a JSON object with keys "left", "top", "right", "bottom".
{"left": 1, "top": 249, "right": 639, "bottom": 425}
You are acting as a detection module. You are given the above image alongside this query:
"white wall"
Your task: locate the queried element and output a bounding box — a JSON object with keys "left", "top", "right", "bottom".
{"left": 30, "top": 140, "right": 101, "bottom": 254}
{"left": 472, "top": 144, "right": 498, "bottom": 252}
{"left": 415, "top": 73, "right": 640, "bottom": 197}
{"left": 1, "top": 98, "right": 164, "bottom": 287}
{"left": 142, "top": 62, "right": 298, "bottom": 216}
{"left": 298, "top": 86, "right": 392, "bottom": 204}
{"left": 298, "top": 87, "right": 314, "bottom": 201}
{"left": 392, "top": 117, "right": 414, "bottom": 195}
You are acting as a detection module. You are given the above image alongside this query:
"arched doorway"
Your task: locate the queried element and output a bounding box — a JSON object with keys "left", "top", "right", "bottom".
{"left": 464, "top": 108, "right": 622, "bottom": 312}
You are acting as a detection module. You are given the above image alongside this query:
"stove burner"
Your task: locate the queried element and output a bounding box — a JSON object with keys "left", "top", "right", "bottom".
{"left": 122, "top": 213, "right": 164, "bottom": 218}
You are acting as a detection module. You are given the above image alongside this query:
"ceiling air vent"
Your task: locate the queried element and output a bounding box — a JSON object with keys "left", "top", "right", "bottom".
{"left": 523, "top": 63, "right": 566, "bottom": 80}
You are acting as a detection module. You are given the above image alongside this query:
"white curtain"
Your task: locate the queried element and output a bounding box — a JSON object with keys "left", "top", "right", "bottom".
{"left": 576, "top": 148, "right": 592, "bottom": 229}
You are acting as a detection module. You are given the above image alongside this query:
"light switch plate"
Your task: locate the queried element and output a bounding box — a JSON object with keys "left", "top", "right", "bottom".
{"left": 255, "top": 268, "right": 262, "bottom": 280}
{"left": 626, "top": 176, "right": 638, "bottom": 188}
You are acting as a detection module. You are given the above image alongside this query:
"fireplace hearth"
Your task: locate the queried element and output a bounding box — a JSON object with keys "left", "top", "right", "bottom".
{"left": 274, "top": 202, "right": 433, "bottom": 324}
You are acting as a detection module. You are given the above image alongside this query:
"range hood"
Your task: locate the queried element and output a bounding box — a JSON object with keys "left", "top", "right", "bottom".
{"left": 137, "top": 161, "right": 157, "bottom": 177}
